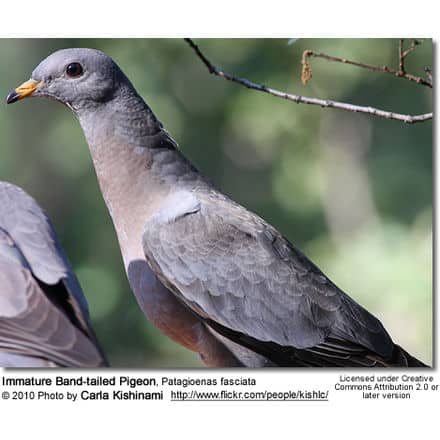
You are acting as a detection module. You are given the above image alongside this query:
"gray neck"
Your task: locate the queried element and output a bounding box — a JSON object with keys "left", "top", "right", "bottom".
{"left": 78, "top": 83, "right": 171, "bottom": 149}
{"left": 76, "top": 85, "right": 199, "bottom": 265}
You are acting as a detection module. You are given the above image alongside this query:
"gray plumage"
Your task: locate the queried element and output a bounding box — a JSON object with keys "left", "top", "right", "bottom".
{"left": 6, "top": 48, "right": 427, "bottom": 367}
{"left": 0, "top": 182, "right": 107, "bottom": 367}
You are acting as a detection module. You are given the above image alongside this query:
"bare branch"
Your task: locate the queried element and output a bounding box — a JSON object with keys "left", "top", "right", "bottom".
{"left": 184, "top": 38, "right": 432, "bottom": 125}
{"left": 398, "top": 39, "right": 424, "bottom": 78}
{"left": 425, "top": 66, "right": 433, "bottom": 84}
{"left": 398, "top": 39, "right": 405, "bottom": 73}
{"left": 302, "top": 40, "right": 431, "bottom": 88}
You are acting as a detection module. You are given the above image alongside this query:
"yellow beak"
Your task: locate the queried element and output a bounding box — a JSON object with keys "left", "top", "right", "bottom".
{"left": 5, "top": 79, "right": 43, "bottom": 104}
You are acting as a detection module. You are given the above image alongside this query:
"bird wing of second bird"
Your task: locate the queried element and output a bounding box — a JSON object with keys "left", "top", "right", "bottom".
{"left": 0, "top": 183, "right": 107, "bottom": 367}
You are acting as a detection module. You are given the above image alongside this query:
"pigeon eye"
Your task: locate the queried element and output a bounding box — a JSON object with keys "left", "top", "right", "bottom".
{"left": 65, "top": 62, "right": 83, "bottom": 78}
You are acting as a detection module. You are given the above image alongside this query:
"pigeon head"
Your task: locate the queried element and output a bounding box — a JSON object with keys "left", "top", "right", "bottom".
{"left": 5, "top": 48, "right": 130, "bottom": 112}
{"left": 6, "top": 47, "right": 167, "bottom": 148}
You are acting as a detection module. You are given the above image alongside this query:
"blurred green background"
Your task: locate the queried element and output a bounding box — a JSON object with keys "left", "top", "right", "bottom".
{"left": 0, "top": 39, "right": 432, "bottom": 367}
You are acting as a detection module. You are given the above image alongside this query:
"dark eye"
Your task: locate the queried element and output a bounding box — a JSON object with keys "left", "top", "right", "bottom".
{"left": 65, "top": 62, "right": 83, "bottom": 78}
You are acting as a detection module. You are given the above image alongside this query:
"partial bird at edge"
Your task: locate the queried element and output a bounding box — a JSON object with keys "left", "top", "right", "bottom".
{"left": 0, "top": 181, "right": 108, "bottom": 368}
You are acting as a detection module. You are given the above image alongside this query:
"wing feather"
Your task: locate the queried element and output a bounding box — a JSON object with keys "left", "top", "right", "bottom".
{"left": 0, "top": 229, "right": 106, "bottom": 367}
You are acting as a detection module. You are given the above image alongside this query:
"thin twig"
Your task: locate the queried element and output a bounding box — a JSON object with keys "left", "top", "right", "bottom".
{"left": 398, "top": 39, "right": 423, "bottom": 77}
{"left": 425, "top": 67, "right": 432, "bottom": 84}
{"left": 302, "top": 42, "right": 431, "bottom": 88}
{"left": 399, "top": 39, "right": 405, "bottom": 73}
{"left": 184, "top": 38, "right": 432, "bottom": 125}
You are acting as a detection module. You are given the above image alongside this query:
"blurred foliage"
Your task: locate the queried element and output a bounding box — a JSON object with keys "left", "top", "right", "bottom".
{"left": 0, "top": 38, "right": 432, "bottom": 367}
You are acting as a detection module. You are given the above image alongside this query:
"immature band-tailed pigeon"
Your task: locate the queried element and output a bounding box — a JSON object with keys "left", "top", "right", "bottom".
{"left": 6, "top": 48, "right": 427, "bottom": 367}
{"left": 0, "top": 182, "right": 108, "bottom": 367}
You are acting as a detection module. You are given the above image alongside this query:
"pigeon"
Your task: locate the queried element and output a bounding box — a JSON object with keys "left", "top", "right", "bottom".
{"left": 6, "top": 48, "right": 427, "bottom": 367}
{"left": 0, "top": 181, "right": 108, "bottom": 367}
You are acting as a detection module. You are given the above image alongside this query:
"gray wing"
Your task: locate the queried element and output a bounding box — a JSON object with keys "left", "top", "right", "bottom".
{"left": 0, "top": 352, "right": 57, "bottom": 367}
{"left": 0, "top": 182, "right": 89, "bottom": 311}
{"left": 142, "top": 190, "right": 394, "bottom": 366}
{"left": 0, "top": 183, "right": 107, "bottom": 367}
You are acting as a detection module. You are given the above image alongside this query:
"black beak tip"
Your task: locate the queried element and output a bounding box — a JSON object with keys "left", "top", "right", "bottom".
{"left": 5, "top": 91, "right": 19, "bottom": 105}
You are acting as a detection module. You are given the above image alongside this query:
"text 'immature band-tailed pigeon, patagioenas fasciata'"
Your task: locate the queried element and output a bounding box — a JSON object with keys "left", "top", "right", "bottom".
{"left": 0, "top": 181, "right": 108, "bottom": 367}
{"left": 6, "top": 48, "right": 428, "bottom": 367}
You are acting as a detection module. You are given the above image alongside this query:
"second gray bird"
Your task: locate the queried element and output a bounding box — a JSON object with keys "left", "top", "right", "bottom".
{"left": 6, "top": 48, "right": 427, "bottom": 367}
{"left": 0, "top": 182, "right": 107, "bottom": 367}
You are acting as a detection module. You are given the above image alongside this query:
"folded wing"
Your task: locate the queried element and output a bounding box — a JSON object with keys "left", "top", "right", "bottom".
{"left": 142, "top": 189, "right": 394, "bottom": 366}
{"left": 0, "top": 183, "right": 107, "bottom": 367}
